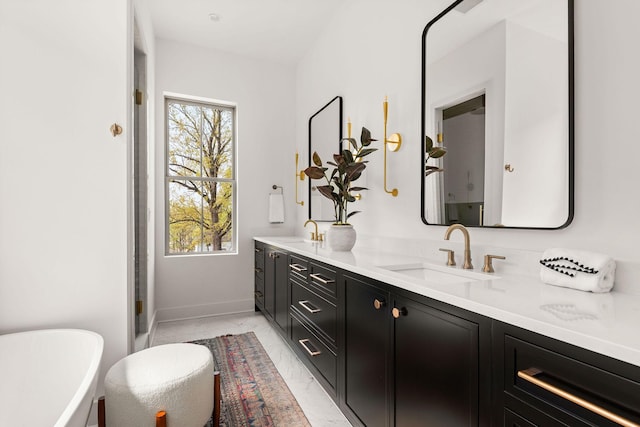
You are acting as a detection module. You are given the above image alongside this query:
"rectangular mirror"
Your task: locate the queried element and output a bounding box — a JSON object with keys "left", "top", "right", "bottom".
{"left": 421, "top": 0, "right": 574, "bottom": 229}
{"left": 309, "top": 96, "right": 343, "bottom": 222}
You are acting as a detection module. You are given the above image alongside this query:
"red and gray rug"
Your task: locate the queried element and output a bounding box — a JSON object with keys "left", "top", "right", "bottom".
{"left": 192, "top": 332, "right": 311, "bottom": 427}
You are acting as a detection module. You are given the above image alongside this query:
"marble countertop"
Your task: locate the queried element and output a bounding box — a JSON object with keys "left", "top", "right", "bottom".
{"left": 255, "top": 236, "right": 640, "bottom": 367}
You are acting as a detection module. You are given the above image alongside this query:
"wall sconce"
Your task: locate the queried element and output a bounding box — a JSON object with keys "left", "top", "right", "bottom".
{"left": 383, "top": 96, "right": 401, "bottom": 197}
{"left": 295, "top": 152, "right": 305, "bottom": 206}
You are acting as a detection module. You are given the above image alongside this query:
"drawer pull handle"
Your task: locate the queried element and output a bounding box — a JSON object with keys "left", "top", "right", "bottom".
{"left": 254, "top": 268, "right": 263, "bottom": 273}
{"left": 255, "top": 248, "right": 263, "bottom": 253}
{"left": 310, "top": 273, "right": 335, "bottom": 284}
{"left": 255, "top": 291, "right": 263, "bottom": 298}
{"left": 298, "top": 339, "right": 321, "bottom": 357}
{"left": 518, "top": 368, "right": 640, "bottom": 427}
{"left": 298, "top": 300, "right": 321, "bottom": 314}
{"left": 289, "top": 263, "right": 308, "bottom": 273}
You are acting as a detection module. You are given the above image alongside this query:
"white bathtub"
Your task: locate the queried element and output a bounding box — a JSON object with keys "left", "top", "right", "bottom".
{"left": 0, "top": 329, "right": 104, "bottom": 427}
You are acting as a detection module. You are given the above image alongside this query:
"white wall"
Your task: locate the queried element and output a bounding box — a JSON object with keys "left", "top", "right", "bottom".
{"left": 153, "top": 39, "right": 296, "bottom": 322}
{"left": 295, "top": 0, "right": 640, "bottom": 293}
{"left": 0, "top": 0, "right": 132, "bottom": 392}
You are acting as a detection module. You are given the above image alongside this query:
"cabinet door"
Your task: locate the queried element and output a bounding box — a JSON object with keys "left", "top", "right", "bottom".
{"left": 344, "top": 275, "right": 390, "bottom": 427}
{"left": 263, "top": 249, "right": 276, "bottom": 318}
{"left": 273, "top": 250, "right": 289, "bottom": 332}
{"left": 393, "top": 296, "right": 479, "bottom": 427}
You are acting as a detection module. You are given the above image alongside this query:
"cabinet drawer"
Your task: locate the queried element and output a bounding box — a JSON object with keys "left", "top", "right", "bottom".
{"left": 291, "top": 313, "right": 336, "bottom": 389}
{"left": 309, "top": 262, "right": 337, "bottom": 300}
{"left": 289, "top": 254, "right": 309, "bottom": 283}
{"left": 504, "top": 334, "right": 640, "bottom": 426}
{"left": 291, "top": 281, "right": 337, "bottom": 345}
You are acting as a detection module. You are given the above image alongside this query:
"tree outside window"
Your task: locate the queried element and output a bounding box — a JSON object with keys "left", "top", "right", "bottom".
{"left": 166, "top": 98, "right": 235, "bottom": 254}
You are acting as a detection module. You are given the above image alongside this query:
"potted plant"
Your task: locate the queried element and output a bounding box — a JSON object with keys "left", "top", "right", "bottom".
{"left": 304, "top": 127, "right": 377, "bottom": 251}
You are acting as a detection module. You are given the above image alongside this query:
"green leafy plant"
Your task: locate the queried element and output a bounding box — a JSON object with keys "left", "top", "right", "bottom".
{"left": 424, "top": 135, "right": 447, "bottom": 177}
{"left": 304, "top": 127, "right": 377, "bottom": 224}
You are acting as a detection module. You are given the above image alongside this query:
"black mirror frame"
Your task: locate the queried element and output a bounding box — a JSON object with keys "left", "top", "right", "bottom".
{"left": 308, "top": 95, "right": 343, "bottom": 221}
{"left": 420, "top": 0, "right": 574, "bottom": 230}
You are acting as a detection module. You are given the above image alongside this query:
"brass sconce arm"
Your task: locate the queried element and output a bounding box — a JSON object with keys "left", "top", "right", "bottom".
{"left": 295, "top": 152, "right": 305, "bottom": 206}
{"left": 383, "top": 96, "right": 401, "bottom": 197}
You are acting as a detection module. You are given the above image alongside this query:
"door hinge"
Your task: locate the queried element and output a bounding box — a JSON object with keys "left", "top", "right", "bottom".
{"left": 135, "top": 89, "right": 143, "bottom": 106}
{"left": 136, "top": 300, "right": 143, "bottom": 315}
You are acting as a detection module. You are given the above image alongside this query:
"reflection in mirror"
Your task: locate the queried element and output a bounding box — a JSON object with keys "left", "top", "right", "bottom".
{"left": 308, "top": 96, "right": 342, "bottom": 221}
{"left": 421, "top": 0, "right": 573, "bottom": 229}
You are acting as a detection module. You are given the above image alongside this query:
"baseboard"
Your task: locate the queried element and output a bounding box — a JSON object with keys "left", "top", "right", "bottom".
{"left": 155, "top": 299, "right": 255, "bottom": 324}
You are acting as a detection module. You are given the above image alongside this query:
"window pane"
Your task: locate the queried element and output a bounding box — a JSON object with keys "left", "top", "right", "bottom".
{"left": 168, "top": 179, "right": 234, "bottom": 254}
{"left": 168, "top": 103, "right": 203, "bottom": 177}
{"left": 202, "top": 107, "right": 234, "bottom": 179}
{"left": 168, "top": 179, "right": 203, "bottom": 253}
{"left": 202, "top": 181, "right": 234, "bottom": 252}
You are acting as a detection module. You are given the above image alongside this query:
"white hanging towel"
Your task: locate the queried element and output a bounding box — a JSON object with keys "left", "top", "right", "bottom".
{"left": 539, "top": 248, "right": 616, "bottom": 293}
{"left": 269, "top": 193, "right": 285, "bottom": 223}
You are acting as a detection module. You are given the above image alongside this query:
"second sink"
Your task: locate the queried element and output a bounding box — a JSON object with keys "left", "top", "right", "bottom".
{"left": 378, "top": 262, "right": 496, "bottom": 285}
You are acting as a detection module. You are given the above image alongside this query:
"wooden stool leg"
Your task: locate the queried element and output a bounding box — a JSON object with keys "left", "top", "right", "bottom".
{"left": 213, "top": 371, "right": 221, "bottom": 427}
{"left": 98, "top": 396, "right": 106, "bottom": 427}
{"left": 156, "top": 410, "right": 167, "bottom": 427}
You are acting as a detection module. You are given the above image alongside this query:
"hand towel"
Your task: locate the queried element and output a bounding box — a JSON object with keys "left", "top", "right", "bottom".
{"left": 539, "top": 248, "right": 616, "bottom": 293}
{"left": 269, "top": 193, "right": 285, "bottom": 223}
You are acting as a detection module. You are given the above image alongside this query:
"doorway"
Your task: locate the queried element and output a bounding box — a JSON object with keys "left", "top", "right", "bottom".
{"left": 441, "top": 94, "right": 486, "bottom": 226}
{"left": 133, "top": 24, "right": 148, "bottom": 339}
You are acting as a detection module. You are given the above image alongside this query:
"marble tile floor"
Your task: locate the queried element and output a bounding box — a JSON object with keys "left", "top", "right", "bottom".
{"left": 152, "top": 312, "right": 353, "bottom": 426}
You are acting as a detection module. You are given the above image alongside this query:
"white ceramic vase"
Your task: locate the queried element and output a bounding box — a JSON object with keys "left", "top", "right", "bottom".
{"left": 327, "top": 224, "right": 356, "bottom": 251}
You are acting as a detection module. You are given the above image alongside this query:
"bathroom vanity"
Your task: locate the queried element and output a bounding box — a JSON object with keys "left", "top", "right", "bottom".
{"left": 254, "top": 237, "right": 640, "bottom": 426}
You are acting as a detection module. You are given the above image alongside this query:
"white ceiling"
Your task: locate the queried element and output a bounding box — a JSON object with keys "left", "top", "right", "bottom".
{"left": 143, "top": 0, "right": 347, "bottom": 65}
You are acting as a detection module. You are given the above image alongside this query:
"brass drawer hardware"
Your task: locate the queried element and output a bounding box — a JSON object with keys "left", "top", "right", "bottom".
{"left": 518, "top": 368, "right": 640, "bottom": 427}
{"left": 298, "top": 339, "right": 321, "bottom": 357}
{"left": 254, "top": 267, "right": 263, "bottom": 273}
{"left": 310, "top": 273, "right": 335, "bottom": 284}
{"left": 373, "top": 299, "right": 386, "bottom": 310}
{"left": 289, "top": 263, "right": 308, "bottom": 273}
{"left": 255, "top": 248, "right": 262, "bottom": 253}
{"left": 298, "top": 300, "right": 321, "bottom": 314}
{"left": 392, "top": 307, "right": 407, "bottom": 319}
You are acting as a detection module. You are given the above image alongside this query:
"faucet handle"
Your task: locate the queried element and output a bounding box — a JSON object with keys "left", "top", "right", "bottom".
{"left": 439, "top": 248, "right": 456, "bottom": 266}
{"left": 317, "top": 232, "right": 325, "bottom": 242}
{"left": 482, "top": 254, "right": 506, "bottom": 273}
{"left": 309, "top": 232, "right": 317, "bottom": 241}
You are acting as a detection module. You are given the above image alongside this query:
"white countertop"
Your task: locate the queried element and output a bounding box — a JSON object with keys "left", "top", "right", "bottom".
{"left": 255, "top": 236, "right": 640, "bottom": 367}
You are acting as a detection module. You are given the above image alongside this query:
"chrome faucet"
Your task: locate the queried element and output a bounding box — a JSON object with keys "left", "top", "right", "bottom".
{"left": 304, "top": 219, "right": 320, "bottom": 241}
{"left": 444, "top": 224, "right": 473, "bottom": 269}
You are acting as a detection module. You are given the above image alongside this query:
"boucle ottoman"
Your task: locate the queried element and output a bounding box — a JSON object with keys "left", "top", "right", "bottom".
{"left": 101, "top": 343, "right": 215, "bottom": 427}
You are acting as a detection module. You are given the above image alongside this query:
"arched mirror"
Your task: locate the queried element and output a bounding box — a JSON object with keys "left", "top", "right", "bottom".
{"left": 421, "top": 0, "right": 574, "bottom": 229}
{"left": 308, "top": 96, "right": 343, "bottom": 221}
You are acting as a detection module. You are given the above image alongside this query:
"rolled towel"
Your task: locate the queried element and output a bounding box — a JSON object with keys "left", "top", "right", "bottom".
{"left": 539, "top": 248, "right": 616, "bottom": 293}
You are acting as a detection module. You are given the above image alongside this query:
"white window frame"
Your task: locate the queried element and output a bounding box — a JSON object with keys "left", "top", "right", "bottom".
{"left": 164, "top": 96, "right": 237, "bottom": 256}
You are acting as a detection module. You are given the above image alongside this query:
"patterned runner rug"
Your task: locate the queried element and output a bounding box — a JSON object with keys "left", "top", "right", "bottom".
{"left": 191, "top": 332, "right": 311, "bottom": 427}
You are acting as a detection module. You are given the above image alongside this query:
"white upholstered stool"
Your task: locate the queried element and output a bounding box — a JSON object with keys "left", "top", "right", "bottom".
{"left": 98, "top": 343, "right": 220, "bottom": 427}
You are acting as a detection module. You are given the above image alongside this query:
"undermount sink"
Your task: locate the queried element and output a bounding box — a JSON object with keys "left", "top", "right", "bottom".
{"left": 273, "top": 237, "right": 318, "bottom": 244}
{"left": 378, "top": 262, "right": 495, "bottom": 285}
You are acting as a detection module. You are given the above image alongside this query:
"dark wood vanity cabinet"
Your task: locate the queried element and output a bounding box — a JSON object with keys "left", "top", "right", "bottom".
{"left": 494, "top": 322, "right": 640, "bottom": 426}
{"left": 342, "top": 273, "right": 492, "bottom": 427}
{"left": 254, "top": 241, "right": 640, "bottom": 427}
{"left": 255, "top": 242, "right": 288, "bottom": 334}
